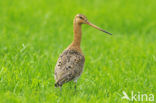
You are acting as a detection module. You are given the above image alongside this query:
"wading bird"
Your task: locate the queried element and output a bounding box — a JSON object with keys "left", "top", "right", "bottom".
{"left": 54, "top": 14, "right": 112, "bottom": 89}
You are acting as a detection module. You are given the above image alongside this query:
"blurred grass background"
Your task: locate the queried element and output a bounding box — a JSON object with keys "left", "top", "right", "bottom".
{"left": 0, "top": 0, "right": 156, "bottom": 103}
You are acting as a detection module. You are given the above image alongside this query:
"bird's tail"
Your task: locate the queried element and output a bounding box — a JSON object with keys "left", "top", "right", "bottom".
{"left": 54, "top": 79, "right": 64, "bottom": 87}
{"left": 54, "top": 82, "right": 61, "bottom": 87}
{"left": 55, "top": 73, "right": 74, "bottom": 87}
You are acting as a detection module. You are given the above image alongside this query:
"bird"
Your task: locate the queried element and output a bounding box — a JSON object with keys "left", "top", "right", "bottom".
{"left": 54, "top": 14, "right": 112, "bottom": 89}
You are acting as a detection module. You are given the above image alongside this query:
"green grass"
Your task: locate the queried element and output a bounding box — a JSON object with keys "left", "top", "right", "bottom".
{"left": 0, "top": 0, "right": 156, "bottom": 103}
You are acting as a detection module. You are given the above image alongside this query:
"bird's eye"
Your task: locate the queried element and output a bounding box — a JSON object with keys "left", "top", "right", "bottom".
{"left": 79, "top": 16, "right": 83, "bottom": 19}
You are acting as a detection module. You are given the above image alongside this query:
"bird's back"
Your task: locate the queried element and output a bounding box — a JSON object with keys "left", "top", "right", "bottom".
{"left": 54, "top": 49, "right": 85, "bottom": 87}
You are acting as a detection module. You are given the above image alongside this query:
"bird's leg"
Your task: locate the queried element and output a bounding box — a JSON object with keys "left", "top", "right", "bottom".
{"left": 74, "top": 82, "right": 77, "bottom": 90}
{"left": 60, "top": 86, "right": 62, "bottom": 91}
{"left": 59, "top": 86, "right": 62, "bottom": 95}
{"left": 74, "top": 79, "right": 77, "bottom": 92}
{"left": 74, "top": 84, "right": 76, "bottom": 91}
{"left": 69, "top": 82, "right": 72, "bottom": 89}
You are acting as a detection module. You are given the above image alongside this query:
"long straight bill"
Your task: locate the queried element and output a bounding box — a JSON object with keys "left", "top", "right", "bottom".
{"left": 86, "top": 22, "right": 112, "bottom": 35}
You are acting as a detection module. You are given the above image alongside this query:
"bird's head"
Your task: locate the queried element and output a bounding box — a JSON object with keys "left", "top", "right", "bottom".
{"left": 74, "top": 14, "right": 112, "bottom": 35}
{"left": 75, "top": 14, "right": 88, "bottom": 24}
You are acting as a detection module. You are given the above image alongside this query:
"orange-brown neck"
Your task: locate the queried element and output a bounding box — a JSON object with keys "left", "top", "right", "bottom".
{"left": 73, "top": 21, "right": 82, "bottom": 47}
{"left": 68, "top": 19, "right": 82, "bottom": 52}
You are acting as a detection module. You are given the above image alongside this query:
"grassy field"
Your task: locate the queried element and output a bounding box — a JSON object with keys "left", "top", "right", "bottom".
{"left": 0, "top": 0, "right": 156, "bottom": 103}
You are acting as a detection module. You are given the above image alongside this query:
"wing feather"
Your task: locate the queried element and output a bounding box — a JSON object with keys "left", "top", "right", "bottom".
{"left": 54, "top": 49, "right": 85, "bottom": 87}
